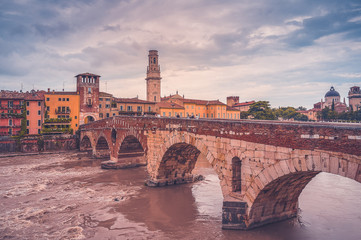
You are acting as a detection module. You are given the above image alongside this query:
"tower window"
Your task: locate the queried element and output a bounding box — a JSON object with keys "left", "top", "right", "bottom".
{"left": 88, "top": 88, "right": 91, "bottom": 93}
{"left": 154, "top": 96, "right": 156, "bottom": 101}
{"left": 153, "top": 58, "right": 156, "bottom": 64}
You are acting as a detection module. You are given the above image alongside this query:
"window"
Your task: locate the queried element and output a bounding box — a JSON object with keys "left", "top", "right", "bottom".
{"left": 38, "top": 110, "right": 41, "bottom": 115}
{"left": 88, "top": 88, "right": 91, "bottom": 93}
{"left": 163, "top": 112, "right": 165, "bottom": 116}
{"left": 153, "top": 57, "right": 156, "bottom": 64}
{"left": 113, "top": 113, "right": 116, "bottom": 116}
{"left": 148, "top": 106, "right": 151, "bottom": 112}
{"left": 218, "top": 113, "right": 220, "bottom": 118}
{"left": 203, "top": 113, "right": 205, "bottom": 118}
{"left": 8, "top": 101, "right": 13, "bottom": 108}
{"left": 75, "top": 124, "right": 78, "bottom": 127}
{"left": 46, "top": 98, "right": 49, "bottom": 101}
{"left": 105, "top": 104, "right": 110, "bottom": 108}
{"left": 26, "top": 102, "right": 29, "bottom": 106}
{"left": 137, "top": 106, "right": 142, "bottom": 112}
{"left": 223, "top": 113, "right": 225, "bottom": 118}
{"left": 9, "top": 119, "right": 12, "bottom": 126}
{"left": 26, "top": 110, "right": 29, "bottom": 115}
{"left": 99, "top": 104, "right": 102, "bottom": 108}
{"left": 58, "top": 98, "right": 61, "bottom": 101}
{"left": 87, "top": 99, "right": 92, "bottom": 106}
{"left": 66, "top": 98, "right": 69, "bottom": 101}
{"left": 99, "top": 98, "right": 103, "bottom": 101}
{"left": 120, "top": 106, "right": 123, "bottom": 111}
{"left": 27, "top": 120, "right": 29, "bottom": 126}
{"left": 169, "top": 112, "right": 171, "bottom": 117}
{"left": 211, "top": 114, "right": 213, "bottom": 118}
{"left": 99, "top": 113, "right": 103, "bottom": 118}
{"left": 180, "top": 113, "right": 182, "bottom": 117}
{"left": 38, "top": 101, "right": 41, "bottom": 106}
{"left": 38, "top": 129, "right": 41, "bottom": 134}
{"left": 106, "top": 98, "right": 110, "bottom": 101}
{"left": 62, "top": 98, "right": 65, "bottom": 101}
{"left": 127, "top": 106, "right": 132, "bottom": 111}
{"left": 154, "top": 96, "right": 156, "bottom": 101}
{"left": 106, "top": 113, "right": 109, "bottom": 118}
{"left": 47, "top": 106, "right": 50, "bottom": 111}
{"left": 75, "top": 116, "right": 77, "bottom": 119}
{"left": 38, "top": 120, "right": 41, "bottom": 126}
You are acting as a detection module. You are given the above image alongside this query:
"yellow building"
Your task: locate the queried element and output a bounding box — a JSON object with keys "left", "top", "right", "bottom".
{"left": 44, "top": 91, "right": 80, "bottom": 132}
{"left": 159, "top": 94, "right": 240, "bottom": 119}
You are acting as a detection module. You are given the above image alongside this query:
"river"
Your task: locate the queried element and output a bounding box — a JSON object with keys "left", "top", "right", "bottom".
{"left": 0, "top": 152, "right": 360, "bottom": 240}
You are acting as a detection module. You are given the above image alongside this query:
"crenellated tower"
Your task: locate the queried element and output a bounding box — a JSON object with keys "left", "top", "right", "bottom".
{"left": 146, "top": 50, "right": 161, "bottom": 102}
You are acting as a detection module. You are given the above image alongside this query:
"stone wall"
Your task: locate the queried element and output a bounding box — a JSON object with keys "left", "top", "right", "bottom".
{"left": 0, "top": 134, "right": 77, "bottom": 153}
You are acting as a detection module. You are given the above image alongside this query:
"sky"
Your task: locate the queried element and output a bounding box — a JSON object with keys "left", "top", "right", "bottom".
{"left": 1, "top": 0, "right": 361, "bottom": 109}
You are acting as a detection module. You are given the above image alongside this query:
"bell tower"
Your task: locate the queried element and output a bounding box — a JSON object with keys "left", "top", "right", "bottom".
{"left": 146, "top": 50, "right": 161, "bottom": 102}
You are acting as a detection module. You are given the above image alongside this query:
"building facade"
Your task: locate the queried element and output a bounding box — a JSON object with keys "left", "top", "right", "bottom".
{"left": 0, "top": 91, "right": 24, "bottom": 136}
{"left": 348, "top": 86, "right": 361, "bottom": 111}
{"left": 76, "top": 73, "right": 100, "bottom": 124}
{"left": 44, "top": 91, "right": 80, "bottom": 133}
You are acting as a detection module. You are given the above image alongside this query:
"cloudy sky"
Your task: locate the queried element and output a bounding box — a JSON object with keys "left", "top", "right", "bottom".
{"left": 1, "top": 0, "right": 361, "bottom": 108}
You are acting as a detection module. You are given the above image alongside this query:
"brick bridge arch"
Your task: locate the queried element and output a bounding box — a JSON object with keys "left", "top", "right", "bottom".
{"left": 79, "top": 116, "right": 361, "bottom": 230}
{"left": 145, "top": 131, "right": 228, "bottom": 192}
{"left": 79, "top": 134, "right": 94, "bottom": 153}
{"left": 242, "top": 148, "right": 361, "bottom": 229}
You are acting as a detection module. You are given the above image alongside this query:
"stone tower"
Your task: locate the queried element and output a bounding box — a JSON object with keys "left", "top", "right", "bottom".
{"left": 76, "top": 73, "right": 100, "bottom": 124}
{"left": 348, "top": 86, "right": 361, "bottom": 111}
{"left": 146, "top": 50, "right": 161, "bottom": 102}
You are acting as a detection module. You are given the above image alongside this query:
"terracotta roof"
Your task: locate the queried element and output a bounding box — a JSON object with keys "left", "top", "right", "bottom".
{"left": 226, "top": 106, "right": 240, "bottom": 111}
{"left": 181, "top": 98, "right": 226, "bottom": 106}
{"left": 75, "top": 72, "right": 100, "bottom": 77}
{"left": 233, "top": 100, "right": 255, "bottom": 107}
{"left": 0, "top": 90, "right": 46, "bottom": 100}
{"left": 114, "top": 97, "right": 155, "bottom": 104}
{"left": 157, "top": 101, "right": 184, "bottom": 109}
{"left": 99, "top": 92, "right": 113, "bottom": 97}
{"left": 44, "top": 91, "right": 78, "bottom": 95}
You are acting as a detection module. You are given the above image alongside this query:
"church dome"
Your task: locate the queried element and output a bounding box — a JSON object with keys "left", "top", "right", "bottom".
{"left": 325, "top": 86, "right": 340, "bottom": 98}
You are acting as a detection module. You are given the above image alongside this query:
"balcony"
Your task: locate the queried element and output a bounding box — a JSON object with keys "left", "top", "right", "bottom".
{"left": 0, "top": 104, "right": 23, "bottom": 109}
{"left": 55, "top": 109, "right": 71, "bottom": 114}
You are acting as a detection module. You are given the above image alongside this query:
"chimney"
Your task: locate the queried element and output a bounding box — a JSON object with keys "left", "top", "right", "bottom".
{"left": 48, "top": 88, "right": 50, "bottom": 92}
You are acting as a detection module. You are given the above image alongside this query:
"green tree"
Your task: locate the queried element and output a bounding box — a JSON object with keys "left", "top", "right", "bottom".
{"left": 248, "top": 101, "right": 276, "bottom": 120}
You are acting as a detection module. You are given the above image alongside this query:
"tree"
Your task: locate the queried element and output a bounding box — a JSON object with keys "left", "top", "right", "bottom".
{"left": 248, "top": 101, "right": 277, "bottom": 120}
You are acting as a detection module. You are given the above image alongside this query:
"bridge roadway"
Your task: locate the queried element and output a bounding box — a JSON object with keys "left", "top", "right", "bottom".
{"left": 79, "top": 116, "right": 361, "bottom": 230}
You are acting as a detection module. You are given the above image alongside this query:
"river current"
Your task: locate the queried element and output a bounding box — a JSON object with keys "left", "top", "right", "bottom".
{"left": 0, "top": 152, "right": 360, "bottom": 240}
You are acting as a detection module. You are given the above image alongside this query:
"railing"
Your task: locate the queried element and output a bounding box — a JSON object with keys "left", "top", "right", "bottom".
{"left": 55, "top": 109, "right": 71, "bottom": 114}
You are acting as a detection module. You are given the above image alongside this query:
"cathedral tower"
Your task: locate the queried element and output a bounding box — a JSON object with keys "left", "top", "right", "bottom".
{"left": 146, "top": 50, "right": 161, "bottom": 102}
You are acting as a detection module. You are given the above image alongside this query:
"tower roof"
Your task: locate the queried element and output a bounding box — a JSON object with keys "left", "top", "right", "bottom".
{"left": 75, "top": 72, "right": 100, "bottom": 77}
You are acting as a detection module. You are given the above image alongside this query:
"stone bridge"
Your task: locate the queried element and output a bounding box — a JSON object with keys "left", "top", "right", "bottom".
{"left": 78, "top": 116, "right": 361, "bottom": 230}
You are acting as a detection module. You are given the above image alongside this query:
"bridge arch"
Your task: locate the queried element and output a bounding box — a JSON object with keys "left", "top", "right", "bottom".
{"left": 116, "top": 134, "right": 146, "bottom": 166}
{"left": 95, "top": 134, "right": 110, "bottom": 159}
{"left": 148, "top": 132, "right": 225, "bottom": 190}
{"left": 244, "top": 149, "right": 361, "bottom": 229}
{"left": 80, "top": 135, "right": 93, "bottom": 153}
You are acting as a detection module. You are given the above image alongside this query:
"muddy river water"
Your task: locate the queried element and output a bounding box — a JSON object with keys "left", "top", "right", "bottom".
{"left": 0, "top": 152, "right": 360, "bottom": 240}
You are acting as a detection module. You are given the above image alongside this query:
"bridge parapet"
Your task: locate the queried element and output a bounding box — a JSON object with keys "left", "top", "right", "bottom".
{"left": 80, "top": 116, "right": 361, "bottom": 156}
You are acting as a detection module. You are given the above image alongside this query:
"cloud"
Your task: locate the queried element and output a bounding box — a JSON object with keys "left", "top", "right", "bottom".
{"left": 0, "top": 0, "right": 361, "bottom": 109}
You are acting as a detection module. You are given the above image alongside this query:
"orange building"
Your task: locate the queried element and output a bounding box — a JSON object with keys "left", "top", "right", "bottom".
{"left": 44, "top": 91, "right": 80, "bottom": 133}
{"left": 25, "top": 91, "right": 45, "bottom": 135}
{"left": 159, "top": 94, "right": 239, "bottom": 119}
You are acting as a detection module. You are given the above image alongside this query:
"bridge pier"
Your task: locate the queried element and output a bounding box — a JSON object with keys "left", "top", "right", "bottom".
{"left": 145, "top": 174, "right": 204, "bottom": 187}
{"left": 222, "top": 197, "right": 249, "bottom": 230}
